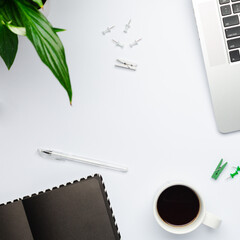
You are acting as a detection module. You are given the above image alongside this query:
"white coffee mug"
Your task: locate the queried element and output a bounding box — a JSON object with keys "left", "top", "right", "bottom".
{"left": 153, "top": 181, "right": 221, "bottom": 234}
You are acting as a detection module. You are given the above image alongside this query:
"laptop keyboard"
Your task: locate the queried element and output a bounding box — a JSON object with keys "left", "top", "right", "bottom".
{"left": 219, "top": 0, "right": 240, "bottom": 62}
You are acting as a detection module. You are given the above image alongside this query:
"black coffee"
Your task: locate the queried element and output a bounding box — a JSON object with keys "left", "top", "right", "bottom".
{"left": 157, "top": 185, "right": 200, "bottom": 226}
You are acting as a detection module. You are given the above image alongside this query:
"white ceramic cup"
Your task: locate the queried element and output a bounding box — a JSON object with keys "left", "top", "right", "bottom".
{"left": 153, "top": 181, "right": 221, "bottom": 234}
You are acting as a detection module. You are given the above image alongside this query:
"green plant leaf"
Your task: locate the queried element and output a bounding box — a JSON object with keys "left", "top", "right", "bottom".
{"left": 0, "top": 1, "right": 24, "bottom": 27}
{"left": 53, "top": 27, "right": 66, "bottom": 33}
{"left": 5, "top": 22, "right": 26, "bottom": 35}
{"left": 0, "top": 19, "right": 18, "bottom": 69}
{"left": 0, "top": 0, "right": 6, "bottom": 8}
{"left": 32, "top": 0, "right": 43, "bottom": 8}
{"left": 4, "top": 24, "right": 64, "bottom": 36}
{"left": 15, "top": 0, "right": 72, "bottom": 103}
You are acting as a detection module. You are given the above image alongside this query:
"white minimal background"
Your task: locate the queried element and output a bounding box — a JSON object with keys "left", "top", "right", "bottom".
{"left": 0, "top": 0, "right": 239, "bottom": 239}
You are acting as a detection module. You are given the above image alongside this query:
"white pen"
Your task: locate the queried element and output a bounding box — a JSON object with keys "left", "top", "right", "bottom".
{"left": 38, "top": 149, "right": 128, "bottom": 173}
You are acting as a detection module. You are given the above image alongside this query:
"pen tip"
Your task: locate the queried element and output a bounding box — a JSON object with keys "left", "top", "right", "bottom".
{"left": 37, "top": 149, "right": 43, "bottom": 154}
{"left": 37, "top": 149, "right": 51, "bottom": 156}
{"left": 43, "top": 150, "right": 51, "bottom": 155}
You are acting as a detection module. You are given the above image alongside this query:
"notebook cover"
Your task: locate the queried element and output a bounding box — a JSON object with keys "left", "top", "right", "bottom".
{"left": 0, "top": 174, "right": 121, "bottom": 240}
{"left": 0, "top": 201, "right": 34, "bottom": 240}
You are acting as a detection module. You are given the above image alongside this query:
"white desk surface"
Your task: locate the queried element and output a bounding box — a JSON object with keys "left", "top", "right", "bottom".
{"left": 0, "top": 0, "right": 240, "bottom": 239}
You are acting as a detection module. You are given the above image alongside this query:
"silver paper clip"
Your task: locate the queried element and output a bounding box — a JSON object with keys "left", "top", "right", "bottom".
{"left": 112, "top": 39, "right": 124, "bottom": 48}
{"left": 115, "top": 59, "right": 137, "bottom": 71}
{"left": 124, "top": 19, "right": 131, "bottom": 33}
{"left": 102, "top": 25, "right": 115, "bottom": 35}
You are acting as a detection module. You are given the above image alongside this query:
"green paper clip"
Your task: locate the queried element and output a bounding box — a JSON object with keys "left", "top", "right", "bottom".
{"left": 211, "top": 159, "right": 228, "bottom": 180}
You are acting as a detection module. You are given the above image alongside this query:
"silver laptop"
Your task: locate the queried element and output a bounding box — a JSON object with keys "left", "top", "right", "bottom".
{"left": 193, "top": 0, "right": 240, "bottom": 133}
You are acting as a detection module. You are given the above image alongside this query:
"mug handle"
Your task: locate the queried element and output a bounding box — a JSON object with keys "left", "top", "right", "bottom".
{"left": 203, "top": 211, "right": 221, "bottom": 229}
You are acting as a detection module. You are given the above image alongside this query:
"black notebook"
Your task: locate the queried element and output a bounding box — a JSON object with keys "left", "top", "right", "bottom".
{"left": 0, "top": 175, "right": 121, "bottom": 240}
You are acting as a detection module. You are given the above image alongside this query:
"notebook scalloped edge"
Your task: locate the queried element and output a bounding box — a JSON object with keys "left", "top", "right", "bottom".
{"left": 0, "top": 174, "right": 121, "bottom": 239}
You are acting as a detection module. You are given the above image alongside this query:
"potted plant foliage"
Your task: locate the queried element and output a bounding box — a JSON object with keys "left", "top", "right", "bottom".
{"left": 0, "top": 0, "right": 72, "bottom": 104}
